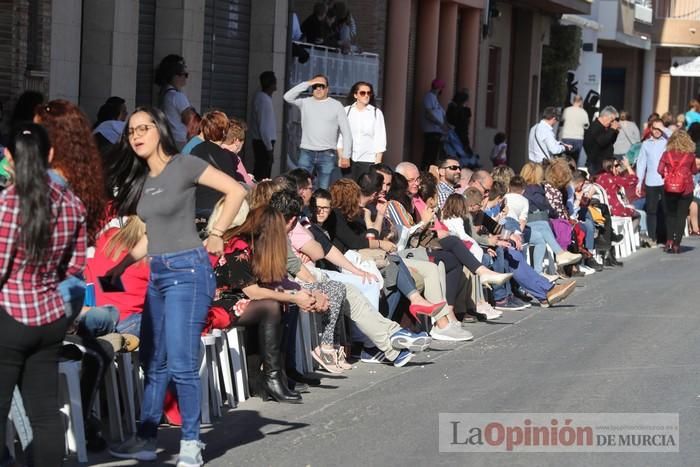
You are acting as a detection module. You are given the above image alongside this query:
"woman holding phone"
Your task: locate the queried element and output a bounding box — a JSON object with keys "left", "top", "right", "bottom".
{"left": 105, "top": 107, "right": 246, "bottom": 466}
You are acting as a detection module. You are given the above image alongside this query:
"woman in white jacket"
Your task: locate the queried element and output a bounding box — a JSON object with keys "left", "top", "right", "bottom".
{"left": 338, "top": 81, "right": 387, "bottom": 180}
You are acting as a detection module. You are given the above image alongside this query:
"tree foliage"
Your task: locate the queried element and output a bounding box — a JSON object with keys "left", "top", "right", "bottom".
{"left": 540, "top": 24, "right": 581, "bottom": 110}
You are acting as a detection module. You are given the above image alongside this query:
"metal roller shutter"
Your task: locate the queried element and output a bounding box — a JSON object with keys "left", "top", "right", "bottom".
{"left": 201, "top": 0, "right": 251, "bottom": 118}
{"left": 0, "top": 1, "right": 13, "bottom": 104}
{"left": 135, "top": 0, "right": 156, "bottom": 107}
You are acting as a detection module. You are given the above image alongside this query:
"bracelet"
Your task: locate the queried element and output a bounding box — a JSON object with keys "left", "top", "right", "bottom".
{"left": 209, "top": 232, "right": 223, "bottom": 238}
{"left": 210, "top": 227, "right": 224, "bottom": 235}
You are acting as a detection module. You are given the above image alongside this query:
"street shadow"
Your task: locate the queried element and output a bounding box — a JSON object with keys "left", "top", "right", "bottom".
{"left": 201, "top": 409, "right": 308, "bottom": 462}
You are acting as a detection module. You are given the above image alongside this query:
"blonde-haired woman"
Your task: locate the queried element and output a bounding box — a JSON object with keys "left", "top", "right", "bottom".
{"left": 658, "top": 130, "right": 698, "bottom": 253}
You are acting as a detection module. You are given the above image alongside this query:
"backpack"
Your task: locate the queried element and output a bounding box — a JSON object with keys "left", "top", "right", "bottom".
{"left": 663, "top": 155, "right": 690, "bottom": 194}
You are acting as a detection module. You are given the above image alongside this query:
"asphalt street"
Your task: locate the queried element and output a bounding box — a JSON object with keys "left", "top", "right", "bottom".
{"left": 74, "top": 237, "right": 700, "bottom": 467}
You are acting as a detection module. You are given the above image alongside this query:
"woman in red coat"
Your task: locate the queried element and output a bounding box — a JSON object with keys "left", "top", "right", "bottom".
{"left": 657, "top": 130, "right": 698, "bottom": 253}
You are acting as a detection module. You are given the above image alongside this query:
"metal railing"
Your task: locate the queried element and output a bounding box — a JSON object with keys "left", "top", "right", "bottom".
{"left": 288, "top": 41, "right": 379, "bottom": 96}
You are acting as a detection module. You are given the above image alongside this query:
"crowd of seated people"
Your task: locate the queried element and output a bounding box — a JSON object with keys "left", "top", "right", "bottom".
{"left": 2, "top": 89, "right": 696, "bottom": 467}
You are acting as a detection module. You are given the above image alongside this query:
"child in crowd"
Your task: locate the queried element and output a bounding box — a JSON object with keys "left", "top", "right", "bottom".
{"left": 483, "top": 181, "right": 507, "bottom": 218}
{"left": 490, "top": 132, "right": 508, "bottom": 167}
{"left": 502, "top": 175, "right": 529, "bottom": 234}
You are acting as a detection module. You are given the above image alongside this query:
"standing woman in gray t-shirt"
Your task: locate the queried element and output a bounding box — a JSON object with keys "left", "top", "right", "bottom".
{"left": 104, "top": 107, "right": 246, "bottom": 465}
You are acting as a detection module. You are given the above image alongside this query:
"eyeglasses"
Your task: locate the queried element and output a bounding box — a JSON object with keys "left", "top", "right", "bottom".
{"left": 357, "top": 90, "right": 372, "bottom": 97}
{"left": 128, "top": 124, "right": 155, "bottom": 138}
{"left": 312, "top": 83, "right": 327, "bottom": 90}
{"left": 316, "top": 205, "right": 331, "bottom": 212}
{"left": 177, "top": 72, "right": 189, "bottom": 78}
{"left": 441, "top": 165, "right": 460, "bottom": 171}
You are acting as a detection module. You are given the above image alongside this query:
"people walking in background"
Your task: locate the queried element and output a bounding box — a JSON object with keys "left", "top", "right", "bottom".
{"left": 490, "top": 132, "right": 508, "bottom": 167}
{"left": 446, "top": 89, "right": 473, "bottom": 155}
{"left": 657, "top": 130, "right": 698, "bottom": 253}
{"left": 528, "top": 107, "right": 570, "bottom": 163}
{"left": 613, "top": 111, "right": 641, "bottom": 161}
{"left": 685, "top": 99, "right": 700, "bottom": 129}
{"left": 284, "top": 75, "right": 352, "bottom": 189}
{"left": 421, "top": 79, "right": 449, "bottom": 169}
{"left": 250, "top": 71, "right": 278, "bottom": 180}
{"left": 0, "top": 123, "right": 87, "bottom": 466}
{"left": 155, "top": 54, "right": 196, "bottom": 150}
{"left": 560, "top": 95, "right": 589, "bottom": 164}
{"left": 636, "top": 117, "right": 669, "bottom": 245}
{"left": 338, "top": 81, "right": 386, "bottom": 180}
{"left": 93, "top": 96, "right": 127, "bottom": 156}
{"left": 583, "top": 105, "right": 620, "bottom": 175}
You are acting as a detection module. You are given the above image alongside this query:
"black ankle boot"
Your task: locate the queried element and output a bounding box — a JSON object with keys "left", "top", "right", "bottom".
{"left": 260, "top": 319, "right": 302, "bottom": 404}
{"left": 608, "top": 248, "right": 624, "bottom": 267}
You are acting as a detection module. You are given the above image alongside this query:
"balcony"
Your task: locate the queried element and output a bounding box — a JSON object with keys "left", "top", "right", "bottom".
{"left": 289, "top": 42, "right": 379, "bottom": 97}
{"left": 598, "top": 0, "right": 652, "bottom": 49}
{"left": 653, "top": 0, "right": 700, "bottom": 46}
{"left": 634, "top": 1, "right": 653, "bottom": 24}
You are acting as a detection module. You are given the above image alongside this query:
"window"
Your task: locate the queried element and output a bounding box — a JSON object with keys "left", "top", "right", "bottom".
{"left": 485, "top": 46, "right": 501, "bottom": 128}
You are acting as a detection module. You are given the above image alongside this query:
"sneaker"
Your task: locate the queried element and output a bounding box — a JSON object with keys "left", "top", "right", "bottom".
{"left": 392, "top": 349, "right": 414, "bottom": 367}
{"left": 360, "top": 347, "right": 388, "bottom": 364}
{"left": 476, "top": 301, "right": 503, "bottom": 320}
{"left": 494, "top": 296, "right": 528, "bottom": 312}
{"left": 556, "top": 251, "right": 582, "bottom": 267}
{"left": 177, "top": 440, "right": 205, "bottom": 467}
{"left": 584, "top": 257, "right": 604, "bottom": 272}
{"left": 461, "top": 314, "right": 478, "bottom": 326}
{"left": 510, "top": 296, "right": 531, "bottom": 309}
{"left": 109, "top": 436, "right": 157, "bottom": 462}
{"left": 578, "top": 264, "right": 596, "bottom": 276}
{"left": 546, "top": 280, "right": 577, "bottom": 306}
{"left": 390, "top": 329, "right": 432, "bottom": 352}
{"left": 430, "top": 323, "right": 474, "bottom": 342}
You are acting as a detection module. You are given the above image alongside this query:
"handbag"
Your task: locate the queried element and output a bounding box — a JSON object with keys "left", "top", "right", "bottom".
{"left": 407, "top": 223, "right": 441, "bottom": 249}
{"left": 357, "top": 248, "right": 389, "bottom": 269}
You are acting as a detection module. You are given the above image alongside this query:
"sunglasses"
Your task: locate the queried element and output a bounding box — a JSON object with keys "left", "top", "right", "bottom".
{"left": 357, "top": 90, "right": 372, "bottom": 97}
{"left": 312, "top": 83, "right": 327, "bottom": 90}
{"left": 441, "top": 165, "right": 460, "bottom": 171}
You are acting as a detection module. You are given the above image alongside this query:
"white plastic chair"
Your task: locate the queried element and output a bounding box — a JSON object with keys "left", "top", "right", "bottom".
{"left": 58, "top": 360, "right": 88, "bottom": 463}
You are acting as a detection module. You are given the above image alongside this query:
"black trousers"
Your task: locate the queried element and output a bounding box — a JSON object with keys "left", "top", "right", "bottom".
{"left": 663, "top": 191, "right": 692, "bottom": 243}
{"left": 0, "top": 309, "right": 67, "bottom": 466}
{"left": 423, "top": 132, "right": 443, "bottom": 169}
{"left": 645, "top": 185, "right": 665, "bottom": 242}
{"left": 252, "top": 139, "right": 274, "bottom": 180}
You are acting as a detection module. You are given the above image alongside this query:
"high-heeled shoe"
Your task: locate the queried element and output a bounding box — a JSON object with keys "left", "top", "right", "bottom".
{"left": 479, "top": 272, "right": 513, "bottom": 288}
{"left": 408, "top": 300, "right": 447, "bottom": 317}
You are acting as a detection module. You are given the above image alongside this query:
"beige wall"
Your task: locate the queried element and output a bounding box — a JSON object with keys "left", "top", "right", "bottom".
{"left": 80, "top": 0, "right": 139, "bottom": 121}
{"left": 474, "top": 3, "right": 513, "bottom": 169}
{"left": 49, "top": 0, "right": 83, "bottom": 102}
{"left": 245, "top": 0, "right": 288, "bottom": 176}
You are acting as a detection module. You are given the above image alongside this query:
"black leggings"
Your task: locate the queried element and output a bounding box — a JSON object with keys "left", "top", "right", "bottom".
{"left": 234, "top": 299, "right": 282, "bottom": 327}
{"left": 663, "top": 192, "right": 692, "bottom": 243}
{"left": 0, "top": 309, "right": 67, "bottom": 466}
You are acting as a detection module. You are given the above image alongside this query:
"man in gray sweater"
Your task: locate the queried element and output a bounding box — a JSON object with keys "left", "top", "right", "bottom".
{"left": 284, "top": 74, "right": 353, "bottom": 189}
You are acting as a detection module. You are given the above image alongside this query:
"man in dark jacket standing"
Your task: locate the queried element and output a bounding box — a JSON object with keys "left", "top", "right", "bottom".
{"left": 583, "top": 105, "right": 620, "bottom": 174}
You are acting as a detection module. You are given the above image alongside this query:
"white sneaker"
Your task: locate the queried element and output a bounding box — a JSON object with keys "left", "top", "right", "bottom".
{"left": 430, "top": 323, "right": 474, "bottom": 341}
{"left": 477, "top": 302, "right": 502, "bottom": 320}
{"left": 556, "top": 251, "right": 582, "bottom": 267}
{"left": 578, "top": 264, "right": 596, "bottom": 276}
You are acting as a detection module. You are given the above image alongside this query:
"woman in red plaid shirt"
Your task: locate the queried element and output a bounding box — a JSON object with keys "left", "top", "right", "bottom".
{"left": 0, "top": 123, "right": 87, "bottom": 465}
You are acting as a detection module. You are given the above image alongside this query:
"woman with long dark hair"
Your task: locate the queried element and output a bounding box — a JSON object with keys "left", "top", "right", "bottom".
{"left": 105, "top": 107, "right": 246, "bottom": 465}
{"left": 658, "top": 130, "right": 698, "bottom": 253}
{"left": 338, "top": 81, "right": 386, "bottom": 180}
{"left": 0, "top": 123, "right": 87, "bottom": 465}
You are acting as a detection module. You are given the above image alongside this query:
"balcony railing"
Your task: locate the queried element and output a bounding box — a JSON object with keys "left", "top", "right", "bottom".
{"left": 655, "top": 0, "right": 700, "bottom": 20}
{"left": 289, "top": 41, "right": 379, "bottom": 97}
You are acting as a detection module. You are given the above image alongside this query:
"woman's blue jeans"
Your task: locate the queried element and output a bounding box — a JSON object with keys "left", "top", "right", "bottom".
{"left": 528, "top": 220, "right": 562, "bottom": 273}
{"left": 137, "top": 247, "right": 215, "bottom": 442}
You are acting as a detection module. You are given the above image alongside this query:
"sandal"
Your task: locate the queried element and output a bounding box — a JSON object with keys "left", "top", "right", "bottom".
{"left": 335, "top": 347, "right": 353, "bottom": 370}
{"left": 311, "top": 346, "right": 344, "bottom": 374}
